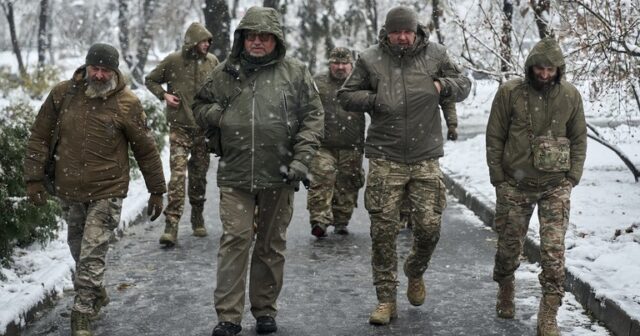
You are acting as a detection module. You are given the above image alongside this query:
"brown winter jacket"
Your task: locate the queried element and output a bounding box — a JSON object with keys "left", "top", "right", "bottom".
{"left": 314, "top": 71, "right": 365, "bottom": 151}
{"left": 145, "top": 22, "right": 219, "bottom": 128}
{"left": 486, "top": 37, "right": 587, "bottom": 189}
{"left": 337, "top": 25, "right": 471, "bottom": 164}
{"left": 24, "top": 66, "right": 166, "bottom": 202}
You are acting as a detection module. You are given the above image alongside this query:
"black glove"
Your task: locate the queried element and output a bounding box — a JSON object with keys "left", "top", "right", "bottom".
{"left": 447, "top": 126, "right": 458, "bottom": 141}
{"left": 286, "top": 160, "right": 308, "bottom": 182}
{"left": 26, "top": 182, "right": 47, "bottom": 206}
{"left": 147, "top": 194, "right": 164, "bottom": 221}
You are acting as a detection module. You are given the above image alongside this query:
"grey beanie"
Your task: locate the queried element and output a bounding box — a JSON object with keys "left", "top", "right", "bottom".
{"left": 85, "top": 43, "right": 120, "bottom": 70}
{"left": 384, "top": 6, "right": 418, "bottom": 33}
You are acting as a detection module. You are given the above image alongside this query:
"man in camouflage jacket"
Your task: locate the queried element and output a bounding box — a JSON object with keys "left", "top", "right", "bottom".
{"left": 486, "top": 37, "right": 586, "bottom": 336}
{"left": 337, "top": 5, "right": 471, "bottom": 325}
{"left": 192, "top": 7, "right": 323, "bottom": 336}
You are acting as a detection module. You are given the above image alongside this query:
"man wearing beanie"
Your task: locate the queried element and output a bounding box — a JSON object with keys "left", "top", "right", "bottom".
{"left": 145, "top": 22, "right": 219, "bottom": 247}
{"left": 338, "top": 5, "right": 471, "bottom": 325}
{"left": 24, "top": 43, "right": 166, "bottom": 336}
{"left": 307, "top": 47, "right": 366, "bottom": 238}
{"left": 193, "top": 6, "right": 323, "bottom": 336}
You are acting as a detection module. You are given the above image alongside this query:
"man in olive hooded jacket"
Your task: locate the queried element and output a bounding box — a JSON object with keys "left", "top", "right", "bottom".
{"left": 192, "top": 7, "right": 323, "bottom": 336}
{"left": 486, "top": 37, "right": 586, "bottom": 336}
{"left": 24, "top": 43, "right": 166, "bottom": 336}
{"left": 145, "top": 22, "right": 219, "bottom": 246}
{"left": 337, "top": 6, "right": 471, "bottom": 325}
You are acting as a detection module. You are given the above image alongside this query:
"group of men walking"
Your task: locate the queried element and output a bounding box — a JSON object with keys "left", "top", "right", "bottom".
{"left": 23, "top": 4, "right": 586, "bottom": 336}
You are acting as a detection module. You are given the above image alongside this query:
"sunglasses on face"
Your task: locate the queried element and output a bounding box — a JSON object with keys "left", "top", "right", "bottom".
{"left": 245, "top": 32, "right": 272, "bottom": 42}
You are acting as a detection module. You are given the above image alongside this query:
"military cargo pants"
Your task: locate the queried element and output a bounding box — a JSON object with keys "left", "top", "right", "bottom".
{"left": 365, "top": 158, "right": 447, "bottom": 302}
{"left": 493, "top": 180, "right": 572, "bottom": 297}
{"left": 61, "top": 197, "right": 122, "bottom": 315}
{"left": 307, "top": 147, "right": 364, "bottom": 230}
{"left": 214, "top": 187, "right": 295, "bottom": 324}
{"left": 164, "top": 126, "right": 210, "bottom": 224}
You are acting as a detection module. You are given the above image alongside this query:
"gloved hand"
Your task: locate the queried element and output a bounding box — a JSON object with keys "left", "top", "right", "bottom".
{"left": 147, "top": 194, "right": 164, "bottom": 221}
{"left": 286, "top": 160, "right": 308, "bottom": 182}
{"left": 26, "top": 182, "right": 47, "bottom": 206}
{"left": 447, "top": 126, "right": 458, "bottom": 141}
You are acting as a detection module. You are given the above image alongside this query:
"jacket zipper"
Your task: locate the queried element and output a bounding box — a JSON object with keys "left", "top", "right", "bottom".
{"left": 401, "top": 57, "right": 408, "bottom": 163}
{"left": 251, "top": 81, "right": 257, "bottom": 192}
{"left": 282, "top": 91, "right": 291, "bottom": 138}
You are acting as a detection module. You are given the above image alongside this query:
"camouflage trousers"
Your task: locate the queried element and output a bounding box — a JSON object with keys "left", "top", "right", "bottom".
{"left": 365, "top": 158, "right": 447, "bottom": 302}
{"left": 493, "top": 180, "right": 572, "bottom": 297}
{"left": 164, "top": 126, "right": 210, "bottom": 225}
{"left": 307, "top": 147, "right": 364, "bottom": 230}
{"left": 60, "top": 197, "right": 122, "bottom": 315}
{"left": 215, "top": 187, "right": 295, "bottom": 324}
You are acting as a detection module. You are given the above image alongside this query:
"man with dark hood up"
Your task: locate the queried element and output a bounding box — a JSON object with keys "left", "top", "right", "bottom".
{"left": 145, "top": 22, "right": 219, "bottom": 246}
{"left": 24, "top": 43, "right": 166, "bottom": 336}
{"left": 192, "top": 6, "right": 323, "bottom": 336}
{"left": 337, "top": 5, "right": 471, "bottom": 325}
{"left": 306, "top": 47, "right": 366, "bottom": 238}
{"left": 486, "top": 36, "right": 586, "bottom": 336}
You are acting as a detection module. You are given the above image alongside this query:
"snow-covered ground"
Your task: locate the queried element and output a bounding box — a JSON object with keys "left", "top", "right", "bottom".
{"left": 442, "top": 80, "right": 640, "bottom": 321}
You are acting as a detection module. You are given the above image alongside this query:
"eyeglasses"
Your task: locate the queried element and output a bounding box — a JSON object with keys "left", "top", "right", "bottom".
{"left": 245, "top": 32, "right": 273, "bottom": 42}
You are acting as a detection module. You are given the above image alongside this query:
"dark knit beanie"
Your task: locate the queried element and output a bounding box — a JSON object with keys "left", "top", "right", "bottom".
{"left": 328, "top": 47, "right": 353, "bottom": 64}
{"left": 85, "top": 43, "right": 120, "bottom": 71}
{"left": 384, "top": 6, "right": 418, "bottom": 33}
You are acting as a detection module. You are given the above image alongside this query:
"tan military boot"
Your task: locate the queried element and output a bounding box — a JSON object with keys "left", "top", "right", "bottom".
{"left": 191, "top": 205, "right": 207, "bottom": 237}
{"left": 537, "top": 294, "right": 561, "bottom": 336}
{"left": 496, "top": 279, "right": 515, "bottom": 319}
{"left": 407, "top": 277, "right": 426, "bottom": 306}
{"left": 91, "top": 286, "right": 110, "bottom": 319}
{"left": 71, "top": 311, "right": 93, "bottom": 336}
{"left": 159, "top": 219, "right": 178, "bottom": 246}
{"left": 369, "top": 302, "right": 397, "bottom": 325}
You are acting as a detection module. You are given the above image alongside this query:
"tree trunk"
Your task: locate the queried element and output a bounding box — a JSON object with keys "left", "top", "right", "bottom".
{"left": 2, "top": 1, "right": 26, "bottom": 77}
{"left": 118, "top": 0, "right": 133, "bottom": 70}
{"left": 131, "top": 0, "right": 158, "bottom": 88}
{"left": 364, "top": 0, "right": 378, "bottom": 44}
{"left": 530, "top": 0, "right": 552, "bottom": 38}
{"left": 432, "top": 0, "right": 444, "bottom": 44}
{"left": 500, "top": 0, "right": 513, "bottom": 74}
{"left": 37, "top": 0, "right": 49, "bottom": 71}
{"left": 263, "top": 0, "right": 279, "bottom": 8}
{"left": 203, "top": 0, "right": 231, "bottom": 61}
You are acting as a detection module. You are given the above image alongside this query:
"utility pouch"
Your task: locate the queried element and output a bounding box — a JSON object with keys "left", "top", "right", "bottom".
{"left": 531, "top": 135, "right": 571, "bottom": 172}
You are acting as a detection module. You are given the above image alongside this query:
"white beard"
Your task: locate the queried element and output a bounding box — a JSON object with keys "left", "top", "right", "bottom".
{"left": 85, "top": 75, "right": 117, "bottom": 99}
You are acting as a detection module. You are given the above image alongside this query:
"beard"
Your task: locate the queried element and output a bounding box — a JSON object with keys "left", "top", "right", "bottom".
{"left": 85, "top": 74, "right": 117, "bottom": 99}
{"left": 531, "top": 75, "right": 556, "bottom": 91}
{"left": 331, "top": 70, "right": 348, "bottom": 80}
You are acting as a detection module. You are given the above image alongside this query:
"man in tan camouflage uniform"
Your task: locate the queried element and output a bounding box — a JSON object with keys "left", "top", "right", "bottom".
{"left": 486, "top": 37, "right": 587, "bottom": 336}
{"left": 145, "top": 22, "right": 219, "bottom": 246}
{"left": 338, "top": 6, "right": 470, "bottom": 325}
{"left": 307, "top": 47, "right": 365, "bottom": 238}
{"left": 24, "top": 43, "right": 166, "bottom": 336}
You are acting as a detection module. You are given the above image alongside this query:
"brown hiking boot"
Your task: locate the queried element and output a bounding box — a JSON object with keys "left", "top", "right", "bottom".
{"left": 496, "top": 279, "right": 515, "bottom": 319}
{"left": 71, "top": 311, "right": 93, "bottom": 336}
{"left": 537, "top": 294, "right": 561, "bottom": 336}
{"left": 407, "top": 277, "right": 426, "bottom": 306}
{"left": 369, "top": 302, "right": 397, "bottom": 325}
{"left": 159, "top": 220, "right": 178, "bottom": 246}
{"left": 191, "top": 205, "right": 207, "bottom": 237}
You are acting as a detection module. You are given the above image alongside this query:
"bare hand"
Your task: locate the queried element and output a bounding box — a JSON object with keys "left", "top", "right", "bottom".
{"left": 164, "top": 93, "right": 180, "bottom": 108}
{"left": 434, "top": 81, "right": 442, "bottom": 94}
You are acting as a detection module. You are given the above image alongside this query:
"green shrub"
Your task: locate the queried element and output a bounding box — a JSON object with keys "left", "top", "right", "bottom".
{"left": 0, "top": 102, "right": 61, "bottom": 266}
{"left": 129, "top": 97, "right": 168, "bottom": 178}
{"left": 0, "top": 65, "right": 60, "bottom": 99}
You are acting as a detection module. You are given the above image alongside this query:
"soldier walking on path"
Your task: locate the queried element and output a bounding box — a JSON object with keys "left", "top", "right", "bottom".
{"left": 486, "top": 36, "right": 587, "bottom": 336}
{"left": 145, "top": 22, "right": 219, "bottom": 246}
{"left": 307, "top": 47, "right": 365, "bottom": 238}
{"left": 24, "top": 43, "right": 166, "bottom": 336}
{"left": 338, "top": 5, "right": 471, "bottom": 326}
{"left": 192, "top": 7, "right": 323, "bottom": 336}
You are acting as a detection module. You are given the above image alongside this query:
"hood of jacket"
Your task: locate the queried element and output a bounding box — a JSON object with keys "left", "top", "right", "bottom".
{"left": 228, "top": 6, "right": 286, "bottom": 65}
{"left": 524, "top": 37, "right": 565, "bottom": 82}
{"left": 182, "top": 22, "right": 213, "bottom": 58}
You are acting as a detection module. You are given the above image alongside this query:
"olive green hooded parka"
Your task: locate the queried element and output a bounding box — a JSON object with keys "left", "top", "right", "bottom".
{"left": 192, "top": 7, "right": 324, "bottom": 191}
{"left": 145, "top": 22, "right": 219, "bottom": 128}
{"left": 486, "top": 37, "right": 587, "bottom": 189}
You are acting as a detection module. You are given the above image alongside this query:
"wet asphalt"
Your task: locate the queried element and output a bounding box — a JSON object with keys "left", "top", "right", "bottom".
{"left": 22, "top": 162, "right": 539, "bottom": 336}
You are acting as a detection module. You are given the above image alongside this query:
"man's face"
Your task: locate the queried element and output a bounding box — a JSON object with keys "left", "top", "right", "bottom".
{"left": 532, "top": 65, "right": 558, "bottom": 85}
{"left": 86, "top": 65, "right": 115, "bottom": 83}
{"left": 329, "top": 62, "right": 352, "bottom": 80}
{"left": 243, "top": 31, "right": 276, "bottom": 57}
{"left": 387, "top": 30, "right": 416, "bottom": 48}
{"left": 196, "top": 40, "right": 211, "bottom": 55}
